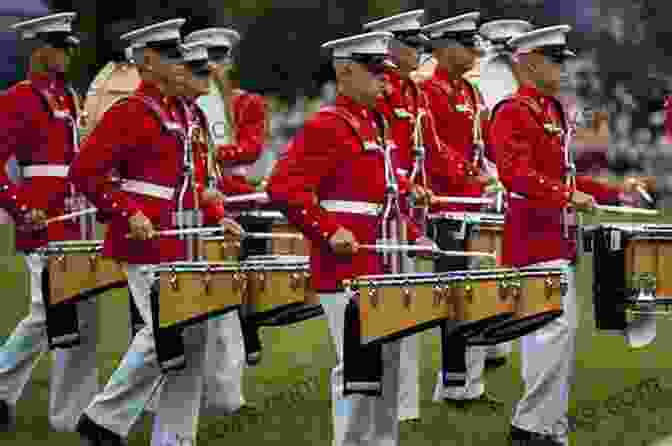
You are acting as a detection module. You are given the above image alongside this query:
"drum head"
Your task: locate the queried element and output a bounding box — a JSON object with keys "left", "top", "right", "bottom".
{"left": 479, "top": 54, "right": 519, "bottom": 110}
{"left": 83, "top": 62, "right": 140, "bottom": 134}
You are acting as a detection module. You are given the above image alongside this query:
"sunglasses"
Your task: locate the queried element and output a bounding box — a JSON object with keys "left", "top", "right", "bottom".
{"left": 146, "top": 40, "right": 184, "bottom": 64}
{"left": 392, "top": 30, "right": 427, "bottom": 49}
{"left": 184, "top": 59, "right": 211, "bottom": 79}
{"left": 207, "top": 46, "right": 231, "bottom": 64}
{"left": 346, "top": 54, "right": 389, "bottom": 75}
{"left": 430, "top": 30, "right": 481, "bottom": 48}
{"left": 35, "top": 32, "right": 79, "bottom": 54}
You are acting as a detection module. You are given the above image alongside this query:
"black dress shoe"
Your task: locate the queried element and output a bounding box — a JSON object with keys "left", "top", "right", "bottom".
{"left": 76, "top": 414, "right": 124, "bottom": 446}
{"left": 484, "top": 356, "right": 508, "bottom": 369}
{"left": 443, "top": 391, "right": 504, "bottom": 411}
{"left": 508, "top": 424, "right": 562, "bottom": 445}
{"left": 0, "top": 400, "right": 10, "bottom": 432}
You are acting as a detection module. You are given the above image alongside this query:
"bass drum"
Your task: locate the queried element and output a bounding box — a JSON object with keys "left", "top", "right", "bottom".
{"left": 82, "top": 61, "right": 140, "bottom": 137}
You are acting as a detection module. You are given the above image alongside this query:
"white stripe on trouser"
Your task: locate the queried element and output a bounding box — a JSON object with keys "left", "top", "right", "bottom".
{"left": 0, "top": 253, "right": 99, "bottom": 432}
{"left": 321, "top": 292, "right": 402, "bottom": 446}
{"left": 512, "top": 259, "right": 576, "bottom": 446}
{"left": 84, "top": 265, "right": 207, "bottom": 445}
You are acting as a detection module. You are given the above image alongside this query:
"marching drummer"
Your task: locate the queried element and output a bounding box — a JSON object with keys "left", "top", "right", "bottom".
{"left": 362, "top": 8, "right": 483, "bottom": 423}
{"left": 0, "top": 12, "right": 101, "bottom": 433}
{"left": 68, "top": 19, "right": 237, "bottom": 446}
{"left": 183, "top": 27, "right": 270, "bottom": 367}
{"left": 267, "top": 30, "right": 431, "bottom": 446}
{"left": 489, "top": 25, "right": 651, "bottom": 445}
{"left": 419, "top": 11, "right": 503, "bottom": 409}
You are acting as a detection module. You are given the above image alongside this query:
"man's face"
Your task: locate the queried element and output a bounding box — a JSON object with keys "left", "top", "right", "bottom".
{"left": 33, "top": 44, "right": 73, "bottom": 75}
{"left": 527, "top": 51, "right": 565, "bottom": 94}
{"left": 346, "top": 57, "right": 387, "bottom": 105}
{"left": 173, "top": 62, "right": 210, "bottom": 97}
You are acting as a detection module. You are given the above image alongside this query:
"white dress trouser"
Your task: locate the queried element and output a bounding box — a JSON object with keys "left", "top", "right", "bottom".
{"left": 512, "top": 259, "right": 576, "bottom": 446}
{"left": 321, "top": 292, "right": 402, "bottom": 446}
{"left": 85, "top": 265, "right": 206, "bottom": 446}
{"left": 0, "top": 253, "right": 99, "bottom": 432}
{"left": 486, "top": 342, "right": 512, "bottom": 359}
{"left": 398, "top": 254, "right": 419, "bottom": 421}
{"left": 432, "top": 334, "right": 487, "bottom": 401}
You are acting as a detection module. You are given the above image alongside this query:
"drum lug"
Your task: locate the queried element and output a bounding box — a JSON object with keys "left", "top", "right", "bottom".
{"left": 464, "top": 275, "right": 473, "bottom": 302}
{"left": 368, "top": 281, "right": 378, "bottom": 308}
{"left": 544, "top": 276, "right": 554, "bottom": 300}
{"left": 303, "top": 272, "right": 311, "bottom": 290}
{"left": 88, "top": 254, "right": 98, "bottom": 272}
{"left": 169, "top": 266, "right": 179, "bottom": 292}
{"left": 560, "top": 275, "right": 568, "bottom": 297}
{"left": 258, "top": 272, "right": 266, "bottom": 292}
{"left": 454, "top": 219, "right": 468, "bottom": 240}
{"left": 498, "top": 279, "right": 509, "bottom": 302}
{"left": 233, "top": 272, "right": 247, "bottom": 294}
{"left": 57, "top": 253, "right": 66, "bottom": 272}
{"left": 433, "top": 283, "right": 443, "bottom": 306}
{"left": 290, "top": 272, "right": 301, "bottom": 291}
{"left": 403, "top": 281, "right": 412, "bottom": 308}
{"left": 609, "top": 229, "right": 622, "bottom": 251}
{"left": 203, "top": 267, "right": 212, "bottom": 295}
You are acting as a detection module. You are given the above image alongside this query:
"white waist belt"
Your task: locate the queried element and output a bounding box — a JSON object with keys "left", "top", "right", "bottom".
{"left": 121, "top": 180, "right": 175, "bottom": 200}
{"left": 320, "top": 200, "right": 382, "bottom": 216}
{"left": 510, "top": 192, "right": 525, "bottom": 199}
{"left": 22, "top": 165, "right": 69, "bottom": 178}
{"left": 222, "top": 166, "right": 250, "bottom": 176}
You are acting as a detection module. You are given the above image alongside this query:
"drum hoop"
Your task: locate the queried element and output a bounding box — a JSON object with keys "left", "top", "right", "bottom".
{"left": 587, "top": 223, "right": 672, "bottom": 233}
{"left": 234, "top": 210, "right": 286, "bottom": 220}
{"left": 428, "top": 212, "right": 504, "bottom": 224}
{"left": 154, "top": 260, "right": 309, "bottom": 272}
{"left": 39, "top": 240, "right": 104, "bottom": 254}
{"left": 352, "top": 267, "right": 565, "bottom": 286}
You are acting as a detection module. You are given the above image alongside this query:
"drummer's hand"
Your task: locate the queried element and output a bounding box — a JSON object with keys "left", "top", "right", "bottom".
{"left": 470, "top": 174, "right": 494, "bottom": 186}
{"left": 623, "top": 176, "right": 656, "bottom": 195}
{"left": 219, "top": 217, "right": 244, "bottom": 236}
{"left": 201, "top": 188, "right": 225, "bottom": 204}
{"left": 411, "top": 185, "right": 433, "bottom": 207}
{"left": 127, "top": 211, "right": 155, "bottom": 240}
{"left": 19, "top": 208, "right": 47, "bottom": 231}
{"left": 329, "top": 227, "right": 359, "bottom": 256}
{"left": 570, "top": 190, "right": 597, "bottom": 213}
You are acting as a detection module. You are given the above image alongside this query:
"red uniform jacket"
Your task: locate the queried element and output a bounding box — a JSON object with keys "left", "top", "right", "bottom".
{"left": 69, "top": 81, "right": 224, "bottom": 264}
{"left": 489, "top": 86, "right": 621, "bottom": 267}
{"left": 0, "top": 73, "right": 83, "bottom": 251}
{"left": 665, "top": 95, "right": 672, "bottom": 142}
{"left": 267, "top": 95, "right": 420, "bottom": 292}
{"left": 422, "top": 68, "right": 488, "bottom": 212}
{"left": 378, "top": 69, "right": 481, "bottom": 194}
{"left": 216, "top": 90, "right": 268, "bottom": 195}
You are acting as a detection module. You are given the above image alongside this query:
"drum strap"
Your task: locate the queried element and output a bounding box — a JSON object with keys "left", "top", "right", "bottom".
{"left": 342, "top": 298, "right": 383, "bottom": 396}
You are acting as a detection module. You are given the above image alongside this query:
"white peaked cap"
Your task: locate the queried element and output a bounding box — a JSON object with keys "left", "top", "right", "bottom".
{"left": 363, "top": 9, "right": 424, "bottom": 33}
{"left": 11, "top": 12, "right": 77, "bottom": 39}
{"left": 180, "top": 41, "right": 210, "bottom": 62}
{"left": 120, "top": 19, "right": 186, "bottom": 48}
{"left": 321, "top": 31, "right": 393, "bottom": 58}
{"left": 422, "top": 12, "right": 480, "bottom": 38}
{"left": 508, "top": 25, "right": 572, "bottom": 53}
{"left": 184, "top": 28, "right": 241, "bottom": 48}
{"left": 479, "top": 19, "right": 533, "bottom": 41}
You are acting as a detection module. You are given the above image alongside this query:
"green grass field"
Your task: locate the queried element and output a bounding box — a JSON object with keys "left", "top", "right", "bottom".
{"left": 1, "top": 211, "right": 672, "bottom": 446}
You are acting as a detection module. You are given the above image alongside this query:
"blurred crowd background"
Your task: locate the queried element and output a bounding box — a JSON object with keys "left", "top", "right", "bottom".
{"left": 1, "top": 0, "right": 672, "bottom": 201}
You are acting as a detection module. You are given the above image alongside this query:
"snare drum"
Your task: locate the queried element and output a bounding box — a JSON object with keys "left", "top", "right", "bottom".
{"left": 583, "top": 224, "right": 672, "bottom": 330}
{"left": 152, "top": 261, "right": 246, "bottom": 330}
{"left": 429, "top": 212, "right": 504, "bottom": 267}
{"left": 344, "top": 273, "right": 469, "bottom": 345}
{"left": 472, "top": 266, "right": 566, "bottom": 345}
{"left": 242, "top": 255, "right": 318, "bottom": 316}
{"left": 201, "top": 233, "right": 243, "bottom": 261}
{"left": 237, "top": 210, "right": 310, "bottom": 256}
{"left": 39, "top": 240, "right": 127, "bottom": 305}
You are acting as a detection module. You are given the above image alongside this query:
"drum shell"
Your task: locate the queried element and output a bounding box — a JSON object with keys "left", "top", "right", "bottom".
{"left": 42, "top": 241, "right": 127, "bottom": 305}
{"left": 244, "top": 260, "right": 314, "bottom": 315}
{"left": 513, "top": 273, "right": 564, "bottom": 319}
{"left": 201, "top": 234, "right": 243, "bottom": 261}
{"left": 452, "top": 277, "right": 515, "bottom": 322}
{"left": 156, "top": 264, "right": 245, "bottom": 329}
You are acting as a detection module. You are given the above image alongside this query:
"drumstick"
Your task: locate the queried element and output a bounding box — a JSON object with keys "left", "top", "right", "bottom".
{"left": 431, "top": 196, "right": 494, "bottom": 205}
{"left": 636, "top": 185, "right": 654, "bottom": 205}
{"left": 139, "top": 226, "right": 304, "bottom": 240}
{"left": 595, "top": 205, "right": 660, "bottom": 216}
{"left": 359, "top": 244, "right": 496, "bottom": 258}
{"left": 224, "top": 192, "right": 269, "bottom": 204}
{"left": 45, "top": 208, "right": 97, "bottom": 225}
